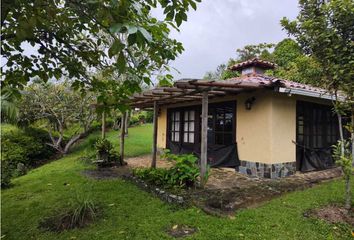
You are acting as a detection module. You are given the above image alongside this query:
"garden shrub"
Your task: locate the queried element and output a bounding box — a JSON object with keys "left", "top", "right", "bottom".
{"left": 1, "top": 127, "right": 56, "bottom": 188}
{"left": 39, "top": 195, "right": 100, "bottom": 232}
{"left": 94, "top": 138, "right": 122, "bottom": 167}
{"left": 145, "top": 111, "right": 153, "bottom": 123}
{"left": 129, "top": 115, "right": 140, "bottom": 126}
{"left": 133, "top": 153, "right": 200, "bottom": 188}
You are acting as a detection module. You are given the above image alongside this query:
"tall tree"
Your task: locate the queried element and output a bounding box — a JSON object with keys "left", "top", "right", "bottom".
{"left": 1, "top": 0, "right": 201, "bottom": 106}
{"left": 270, "top": 39, "right": 323, "bottom": 84}
{"left": 282, "top": 0, "right": 354, "bottom": 210}
{"left": 19, "top": 81, "right": 96, "bottom": 154}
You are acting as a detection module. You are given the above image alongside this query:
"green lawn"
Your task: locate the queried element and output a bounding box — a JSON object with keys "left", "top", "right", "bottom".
{"left": 1, "top": 124, "right": 353, "bottom": 240}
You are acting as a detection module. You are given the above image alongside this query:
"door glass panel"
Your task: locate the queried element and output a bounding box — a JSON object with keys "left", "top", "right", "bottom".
{"left": 175, "top": 132, "right": 179, "bottom": 141}
{"left": 189, "top": 122, "right": 194, "bottom": 131}
{"left": 183, "top": 132, "right": 188, "bottom": 142}
{"left": 189, "top": 133, "right": 194, "bottom": 143}
{"left": 189, "top": 111, "right": 195, "bottom": 120}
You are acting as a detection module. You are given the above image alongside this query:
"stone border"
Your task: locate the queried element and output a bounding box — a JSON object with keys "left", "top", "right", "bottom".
{"left": 236, "top": 160, "right": 296, "bottom": 178}
{"left": 123, "top": 175, "right": 186, "bottom": 205}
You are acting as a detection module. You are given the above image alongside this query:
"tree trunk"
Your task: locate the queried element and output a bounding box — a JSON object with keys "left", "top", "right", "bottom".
{"left": 101, "top": 111, "right": 106, "bottom": 139}
{"left": 120, "top": 112, "right": 127, "bottom": 164}
{"left": 345, "top": 109, "right": 354, "bottom": 210}
{"left": 351, "top": 109, "right": 354, "bottom": 168}
{"left": 337, "top": 112, "right": 345, "bottom": 156}
{"left": 124, "top": 111, "right": 130, "bottom": 136}
{"left": 63, "top": 132, "right": 86, "bottom": 154}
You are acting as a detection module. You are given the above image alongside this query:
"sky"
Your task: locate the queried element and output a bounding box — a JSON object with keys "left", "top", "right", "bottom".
{"left": 158, "top": 0, "right": 300, "bottom": 79}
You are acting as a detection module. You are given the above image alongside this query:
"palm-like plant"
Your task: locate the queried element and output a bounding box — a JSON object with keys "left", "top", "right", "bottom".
{"left": 1, "top": 88, "right": 19, "bottom": 124}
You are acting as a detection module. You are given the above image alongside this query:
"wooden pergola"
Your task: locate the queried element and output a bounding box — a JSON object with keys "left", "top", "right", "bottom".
{"left": 126, "top": 78, "right": 275, "bottom": 185}
{"left": 117, "top": 58, "right": 328, "bottom": 184}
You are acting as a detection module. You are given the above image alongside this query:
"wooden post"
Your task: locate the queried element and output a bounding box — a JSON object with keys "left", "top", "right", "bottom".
{"left": 101, "top": 111, "right": 106, "bottom": 139}
{"left": 120, "top": 112, "right": 126, "bottom": 163}
{"left": 151, "top": 101, "right": 158, "bottom": 168}
{"left": 200, "top": 91, "right": 208, "bottom": 186}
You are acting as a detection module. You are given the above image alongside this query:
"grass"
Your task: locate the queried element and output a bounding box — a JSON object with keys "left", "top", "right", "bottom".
{"left": 1, "top": 123, "right": 20, "bottom": 134}
{"left": 2, "top": 124, "right": 354, "bottom": 240}
{"left": 72, "top": 123, "right": 153, "bottom": 157}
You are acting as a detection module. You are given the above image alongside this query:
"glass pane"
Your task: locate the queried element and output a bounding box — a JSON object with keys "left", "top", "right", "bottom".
{"left": 175, "top": 122, "right": 179, "bottom": 131}
{"left": 224, "top": 133, "right": 232, "bottom": 145}
{"left": 215, "top": 133, "right": 223, "bottom": 145}
{"left": 298, "top": 125, "right": 303, "bottom": 135}
{"left": 224, "top": 119, "right": 232, "bottom": 132}
{"left": 175, "top": 112, "right": 180, "bottom": 121}
{"left": 189, "top": 133, "right": 194, "bottom": 143}
{"left": 189, "top": 121, "right": 194, "bottom": 131}
{"left": 208, "top": 114, "right": 213, "bottom": 130}
{"left": 184, "top": 111, "right": 189, "bottom": 121}
{"left": 175, "top": 132, "right": 179, "bottom": 141}
{"left": 183, "top": 132, "right": 188, "bottom": 142}
{"left": 189, "top": 111, "right": 195, "bottom": 120}
{"left": 216, "top": 118, "right": 224, "bottom": 131}
{"left": 207, "top": 131, "right": 214, "bottom": 144}
{"left": 184, "top": 122, "right": 188, "bottom": 132}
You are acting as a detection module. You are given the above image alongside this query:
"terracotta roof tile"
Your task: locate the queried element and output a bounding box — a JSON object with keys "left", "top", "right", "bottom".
{"left": 229, "top": 58, "right": 277, "bottom": 71}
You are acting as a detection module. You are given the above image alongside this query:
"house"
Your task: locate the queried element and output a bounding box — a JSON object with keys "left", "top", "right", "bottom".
{"left": 130, "top": 58, "right": 344, "bottom": 178}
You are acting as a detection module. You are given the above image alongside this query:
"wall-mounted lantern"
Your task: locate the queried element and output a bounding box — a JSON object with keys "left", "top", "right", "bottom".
{"left": 245, "top": 97, "right": 256, "bottom": 110}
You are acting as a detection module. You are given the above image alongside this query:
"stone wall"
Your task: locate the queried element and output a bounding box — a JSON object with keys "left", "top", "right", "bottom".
{"left": 237, "top": 160, "right": 296, "bottom": 178}
{"left": 124, "top": 175, "right": 186, "bottom": 205}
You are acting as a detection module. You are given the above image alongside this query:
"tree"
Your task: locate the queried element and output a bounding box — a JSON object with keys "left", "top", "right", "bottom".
{"left": 1, "top": 87, "right": 19, "bottom": 123}
{"left": 270, "top": 39, "right": 323, "bottom": 85}
{"left": 282, "top": 0, "right": 354, "bottom": 210}
{"left": 236, "top": 43, "right": 275, "bottom": 62}
{"left": 18, "top": 81, "right": 96, "bottom": 154}
{"left": 1, "top": 0, "right": 201, "bottom": 105}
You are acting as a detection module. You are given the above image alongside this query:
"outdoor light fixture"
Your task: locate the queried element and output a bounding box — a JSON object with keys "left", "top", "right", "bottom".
{"left": 245, "top": 97, "right": 256, "bottom": 110}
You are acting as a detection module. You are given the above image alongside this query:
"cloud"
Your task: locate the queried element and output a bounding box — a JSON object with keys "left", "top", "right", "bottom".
{"left": 165, "top": 0, "right": 299, "bottom": 79}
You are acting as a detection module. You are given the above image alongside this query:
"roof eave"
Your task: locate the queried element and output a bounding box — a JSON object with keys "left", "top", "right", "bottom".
{"left": 277, "top": 87, "right": 345, "bottom": 102}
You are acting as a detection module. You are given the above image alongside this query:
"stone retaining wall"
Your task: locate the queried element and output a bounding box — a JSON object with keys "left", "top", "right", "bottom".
{"left": 124, "top": 175, "right": 186, "bottom": 205}
{"left": 236, "top": 160, "right": 296, "bottom": 178}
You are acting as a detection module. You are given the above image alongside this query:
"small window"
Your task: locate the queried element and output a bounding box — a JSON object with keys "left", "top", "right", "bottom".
{"left": 208, "top": 104, "right": 235, "bottom": 145}
{"left": 170, "top": 111, "right": 180, "bottom": 142}
{"left": 183, "top": 110, "right": 195, "bottom": 143}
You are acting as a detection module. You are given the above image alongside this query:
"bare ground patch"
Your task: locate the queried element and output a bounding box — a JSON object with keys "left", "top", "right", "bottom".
{"left": 305, "top": 205, "right": 354, "bottom": 227}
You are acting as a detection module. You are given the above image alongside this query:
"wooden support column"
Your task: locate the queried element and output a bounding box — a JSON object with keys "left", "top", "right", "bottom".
{"left": 200, "top": 91, "right": 208, "bottom": 186}
{"left": 120, "top": 112, "right": 127, "bottom": 163}
{"left": 151, "top": 101, "right": 158, "bottom": 168}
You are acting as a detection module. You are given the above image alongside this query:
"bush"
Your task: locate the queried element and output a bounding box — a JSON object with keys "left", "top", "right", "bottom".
{"left": 94, "top": 138, "right": 122, "bottom": 167}
{"left": 1, "top": 127, "right": 56, "bottom": 188}
{"left": 39, "top": 194, "right": 100, "bottom": 232}
{"left": 133, "top": 153, "right": 200, "bottom": 189}
{"left": 129, "top": 115, "right": 140, "bottom": 126}
{"left": 145, "top": 111, "right": 153, "bottom": 123}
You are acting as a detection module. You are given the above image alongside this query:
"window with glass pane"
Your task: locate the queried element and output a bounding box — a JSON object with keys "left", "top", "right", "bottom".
{"left": 183, "top": 110, "right": 195, "bottom": 143}
{"left": 208, "top": 103, "right": 235, "bottom": 146}
{"left": 296, "top": 101, "right": 341, "bottom": 149}
{"left": 170, "top": 111, "right": 180, "bottom": 142}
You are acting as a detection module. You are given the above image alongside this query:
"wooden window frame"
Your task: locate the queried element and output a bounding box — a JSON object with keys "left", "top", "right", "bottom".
{"left": 207, "top": 101, "right": 236, "bottom": 146}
